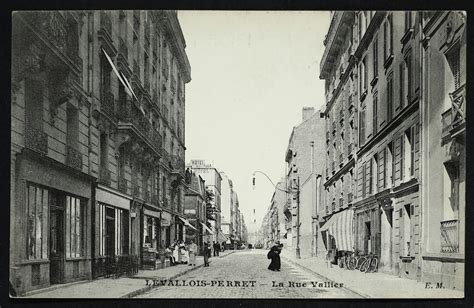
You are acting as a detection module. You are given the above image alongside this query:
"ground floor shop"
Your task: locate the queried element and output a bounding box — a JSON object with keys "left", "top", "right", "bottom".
{"left": 10, "top": 151, "right": 93, "bottom": 294}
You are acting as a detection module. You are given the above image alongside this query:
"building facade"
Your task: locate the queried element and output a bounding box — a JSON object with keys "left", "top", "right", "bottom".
{"left": 11, "top": 10, "right": 191, "bottom": 294}
{"left": 419, "top": 11, "right": 465, "bottom": 289}
{"left": 188, "top": 160, "right": 223, "bottom": 243}
{"left": 319, "top": 11, "right": 465, "bottom": 288}
{"left": 285, "top": 107, "right": 326, "bottom": 258}
{"left": 219, "top": 172, "right": 233, "bottom": 242}
{"left": 184, "top": 170, "right": 208, "bottom": 252}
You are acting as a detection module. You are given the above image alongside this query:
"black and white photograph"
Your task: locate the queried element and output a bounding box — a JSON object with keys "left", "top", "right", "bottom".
{"left": 9, "top": 10, "right": 466, "bottom": 299}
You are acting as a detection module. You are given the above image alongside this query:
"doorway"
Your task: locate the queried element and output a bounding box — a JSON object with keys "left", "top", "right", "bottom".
{"left": 364, "top": 221, "right": 372, "bottom": 254}
{"left": 105, "top": 207, "right": 116, "bottom": 257}
{"left": 50, "top": 206, "right": 65, "bottom": 284}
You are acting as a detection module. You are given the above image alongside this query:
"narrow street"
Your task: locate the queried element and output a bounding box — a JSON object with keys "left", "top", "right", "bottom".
{"left": 137, "top": 250, "right": 361, "bottom": 298}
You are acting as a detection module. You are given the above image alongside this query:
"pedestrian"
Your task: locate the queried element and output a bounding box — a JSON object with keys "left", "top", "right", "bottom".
{"left": 216, "top": 242, "right": 220, "bottom": 256}
{"left": 213, "top": 241, "right": 217, "bottom": 257}
{"left": 188, "top": 240, "right": 197, "bottom": 266}
{"left": 173, "top": 244, "right": 181, "bottom": 264}
{"left": 203, "top": 242, "right": 210, "bottom": 267}
{"left": 267, "top": 242, "right": 282, "bottom": 271}
{"left": 166, "top": 246, "right": 175, "bottom": 266}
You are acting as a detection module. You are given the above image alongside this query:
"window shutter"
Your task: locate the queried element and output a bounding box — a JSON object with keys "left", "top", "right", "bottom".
{"left": 365, "top": 161, "right": 372, "bottom": 196}
{"left": 378, "top": 149, "right": 386, "bottom": 190}
{"left": 400, "top": 134, "right": 404, "bottom": 181}
{"left": 357, "top": 165, "right": 364, "bottom": 198}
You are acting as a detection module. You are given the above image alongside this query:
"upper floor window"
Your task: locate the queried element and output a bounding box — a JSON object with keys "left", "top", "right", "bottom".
{"left": 25, "top": 79, "right": 43, "bottom": 131}
{"left": 387, "top": 72, "right": 393, "bottom": 122}
{"left": 373, "top": 92, "right": 378, "bottom": 135}
{"left": 373, "top": 38, "right": 378, "bottom": 80}
{"left": 446, "top": 42, "right": 461, "bottom": 90}
{"left": 100, "top": 55, "right": 112, "bottom": 97}
{"left": 383, "top": 14, "right": 393, "bottom": 63}
{"left": 359, "top": 106, "right": 366, "bottom": 146}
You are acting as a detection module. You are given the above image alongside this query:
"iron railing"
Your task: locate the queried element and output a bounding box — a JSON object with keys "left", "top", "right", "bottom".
{"left": 440, "top": 219, "right": 459, "bottom": 253}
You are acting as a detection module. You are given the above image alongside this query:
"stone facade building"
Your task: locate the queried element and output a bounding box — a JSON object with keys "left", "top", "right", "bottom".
{"left": 11, "top": 10, "right": 191, "bottom": 294}
{"left": 419, "top": 11, "right": 465, "bottom": 289}
{"left": 285, "top": 107, "right": 326, "bottom": 258}
{"left": 319, "top": 11, "right": 465, "bottom": 289}
{"left": 184, "top": 170, "right": 208, "bottom": 251}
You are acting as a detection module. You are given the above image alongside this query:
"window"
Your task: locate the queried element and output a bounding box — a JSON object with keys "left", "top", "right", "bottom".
{"left": 361, "top": 163, "right": 367, "bottom": 198}
{"left": 405, "top": 52, "right": 413, "bottom": 104}
{"left": 383, "top": 14, "right": 393, "bottom": 62}
{"left": 403, "top": 127, "right": 414, "bottom": 180}
{"left": 66, "top": 104, "right": 79, "bottom": 147}
{"left": 66, "top": 196, "right": 85, "bottom": 258}
{"left": 100, "top": 55, "right": 111, "bottom": 98}
{"left": 358, "top": 11, "right": 367, "bottom": 42}
{"left": 387, "top": 73, "right": 393, "bottom": 121}
{"left": 400, "top": 204, "right": 414, "bottom": 256}
{"left": 99, "top": 133, "right": 108, "bottom": 170}
{"left": 359, "top": 57, "right": 368, "bottom": 96}
{"left": 387, "top": 142, "right": 394, "bottom": 187}
{"left": 26, "top": 183, "right": 49, "bottom": 260}
{"left": 359, "top": 106, "right": 366, "bottom": 145}
{"left": 25, "top": 79, "right": 43, "bottom": 131}
{"left": 373, "top": 38, "right": 378, "bottom": 78}
{"left": 143, "top": 216, "right": 159, "bottom": 248}
{"left": 372, "top": 155, "right": 378, "bottom": 194}
{"left": 99, "top": 203, "right": 129, "bottom": 256}
{"left": 377, "top": 149, "right": 386, "bottom": 190}
{"left": 373, "top": 92, "right": 378, "bottom": 135}
{"left": 446, "top": 43, "right": 461, "bottom": 90}
{"left": 162, "top": 176, "right": 167, "bottom": 205}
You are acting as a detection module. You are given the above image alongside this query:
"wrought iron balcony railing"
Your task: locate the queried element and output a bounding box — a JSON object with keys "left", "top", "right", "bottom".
{"left": 66, "top": 145, "right": 82, "bottom": 170}
{"left": 440, "top": 219, "right": 459, "bottom": 253}
{"left": 449, "top": 84, "right": 465, "bottom": 132}
{"left": 25, "top": 127, "right": 48, "bottom": 155}
{"left": 99, "top": 168, "right": 112, "bottom": 186}
{"left": 118, "top": 177, "right": 128, "bottom": 194}
{"left": 101, "top": 90, "right": 115, "bottom": 119}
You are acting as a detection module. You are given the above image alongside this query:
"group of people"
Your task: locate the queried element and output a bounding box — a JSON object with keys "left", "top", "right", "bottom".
{"left": 165, "top": 240, "right": 198, "bottom": 266}
{"left": 267, "top": 242, "right": 283, "bottom": 271}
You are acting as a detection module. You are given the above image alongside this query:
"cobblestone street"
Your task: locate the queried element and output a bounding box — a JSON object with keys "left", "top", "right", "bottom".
{"left": 138, "top": 250, "right": 361, "bottom": 298}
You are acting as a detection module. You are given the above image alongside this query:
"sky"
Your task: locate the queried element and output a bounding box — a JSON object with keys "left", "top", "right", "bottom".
{"left": 178, "top": 11, "right": 330, "bottom": 233}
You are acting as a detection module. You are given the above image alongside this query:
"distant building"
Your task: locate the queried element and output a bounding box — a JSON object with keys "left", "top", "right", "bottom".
{"left": 285, "top": 107, "right": 326, "bottom": 258}
{"left": 184, "top": 170, "right": 208, "bottom": 252}
{"left": 219, "top": 172, "right": 233, "bottom": 242}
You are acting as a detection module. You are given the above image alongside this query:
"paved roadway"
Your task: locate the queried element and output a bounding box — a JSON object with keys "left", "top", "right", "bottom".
{"left": 137, "top": 249, "right": 361, "bottom": 298}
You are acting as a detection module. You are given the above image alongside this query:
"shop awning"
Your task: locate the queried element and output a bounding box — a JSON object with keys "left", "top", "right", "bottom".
{"left": 201, "top": 222, "right": 214, "bottom": 235}
{"left": 178, "top": 217, "right": 197, "bottom": 231}
{"left": 320, "top": 208, "right": 354, "bottom": 251}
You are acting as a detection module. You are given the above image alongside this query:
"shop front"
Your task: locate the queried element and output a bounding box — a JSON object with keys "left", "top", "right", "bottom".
{"left": 161, "top": 211, "right": 173, "bottom": 248}
{"left": 93, "top": 185, "right": 133, "bottom": 278}
{"left": 353, "top": 200, "right": 381, "bottom": 258}
{"left": 141, "top": 206, "right": 162, "bottom": 269}
{"left": 319, "top": 208, "right": 354, "bottom": 263}
{"left": 11, "top": 152, "right": 93, "bottom": 294}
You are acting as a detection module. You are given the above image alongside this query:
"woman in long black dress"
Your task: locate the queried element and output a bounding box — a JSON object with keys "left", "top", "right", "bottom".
{"left": 267, "top": 244, "right": 281, "bottom": 271}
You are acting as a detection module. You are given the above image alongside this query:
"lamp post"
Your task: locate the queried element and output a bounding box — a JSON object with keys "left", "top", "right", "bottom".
{"left": 252, "top": 170, "right": 301, "bottom": 259}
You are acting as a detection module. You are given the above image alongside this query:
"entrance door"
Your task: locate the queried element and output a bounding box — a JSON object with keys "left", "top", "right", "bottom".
{"left": 50, "top": 207, "right": 65, "bottom": 284}
{"left": 364, "top": 221, "right": 372, "bottom": 254}
{"left": 105, "top": 207, "right": 115, "bottom": 257}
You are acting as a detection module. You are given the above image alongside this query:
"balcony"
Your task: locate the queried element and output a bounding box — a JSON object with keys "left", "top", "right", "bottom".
{"left": 98, "top": 168, "right": 111, "bottom": 186}
{"left": 143, "top": 190, "right": 151, "bottom": 202}
{"left": 66, "top": 145, "right": 82, "bottom": 170}
{"left": 25, "top": 127, "right": 48, "bottom": 155}
{"left": 101, "top": 90, "right": 115, "bottom": 119}
{"left": 440, "top": 219, "right": 459, "bottom": 253}
{"left": 171, "top": 154, "right": 185, "bottom": 172}
{"left": 132, "top": 183, "right": 141, "bottom": 198}
{"left": 118, "top": 102, "right": 162, "bottom": 153}
{"left": 449, "top": 84, "right": 466, "bottom": 137}
{"left": 118, "top": 177, "right": 128, "bottom": 194}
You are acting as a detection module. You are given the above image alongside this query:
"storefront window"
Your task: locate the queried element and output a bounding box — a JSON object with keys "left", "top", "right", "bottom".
{"left": 66, "top": 196, "right": 85, "bottom": 258}
{"left": 99, "top": 203, "right": 129, "bottom": 256}
{"left": 26, "top": 183, "right": 49, "bottom": 260}
{"left": 143, "top": 216, "right": 158, "bottom": 248}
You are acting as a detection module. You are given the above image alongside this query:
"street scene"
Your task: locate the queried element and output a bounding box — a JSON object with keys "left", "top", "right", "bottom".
{"left": 10, "top": 10, "right": 465, "bottom": 299}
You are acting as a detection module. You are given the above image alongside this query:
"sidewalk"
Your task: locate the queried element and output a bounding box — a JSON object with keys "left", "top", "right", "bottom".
{"left": 24, "top": 250, "right": 235, "bottom": 298}
{"left": 280, "top": 251, "right": 463, "bottom": 298}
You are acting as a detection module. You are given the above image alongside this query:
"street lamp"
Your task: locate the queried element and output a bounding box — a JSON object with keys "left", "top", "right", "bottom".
{"left": 252, "top": 170, "right": 301, "bottom": 259}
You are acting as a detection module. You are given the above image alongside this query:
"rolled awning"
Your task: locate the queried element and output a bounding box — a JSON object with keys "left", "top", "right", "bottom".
{"left": 201, "top": 222, "right": 214, "bottom": 235}
{"left": 178, "top": 217, "right": 198, "bottom": 231}
{"left": 320, "top": 208, "right": 354, "bottom": 251}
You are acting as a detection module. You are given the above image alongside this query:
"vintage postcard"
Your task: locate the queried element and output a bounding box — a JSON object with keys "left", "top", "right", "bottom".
{"left": 10, "top": 10, "right": 465, "bottom": 299}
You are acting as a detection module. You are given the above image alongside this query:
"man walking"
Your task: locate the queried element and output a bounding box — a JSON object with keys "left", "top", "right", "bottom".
{"left": 203, "top": 242, "right": 210, "bottom": 267}
{"left": 216, "top": 242, "right": 220, "bottom": 256}
{"left": 213, "top": 241, "right": 218, "bottom": 257}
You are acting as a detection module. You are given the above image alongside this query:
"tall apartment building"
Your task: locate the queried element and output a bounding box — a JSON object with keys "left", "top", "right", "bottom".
{"left": 11, "top": 10, "right": 191, "bottom": 294}
{"left": 184, "top": 170, "right": 208, "bottom": 251}
{"left": 419, "top": 11, "right": 465, "bottom": 289}
{"left": 285, "top": 107, "right": 326, "bottom": 258}
{"left": 188, "top": 160, "right": 223, "bottom": 243}
{"left": 319, "top": 11, "right": 465, "bottom": 289}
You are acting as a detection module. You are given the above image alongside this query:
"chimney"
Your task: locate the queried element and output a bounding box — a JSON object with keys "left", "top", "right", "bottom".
{"left": 302, "top": 107, "right": 315, "bottom": 121}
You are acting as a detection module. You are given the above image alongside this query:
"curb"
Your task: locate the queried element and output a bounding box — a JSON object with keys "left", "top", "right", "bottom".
{"left": 121, "top": 263, "right": 205, "bottom": 298}
{"left": 280, "top": 255, "right": 371, "bottom": 298}
{"left": 22, "top": 279, "right": 91, "bottom": 298}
